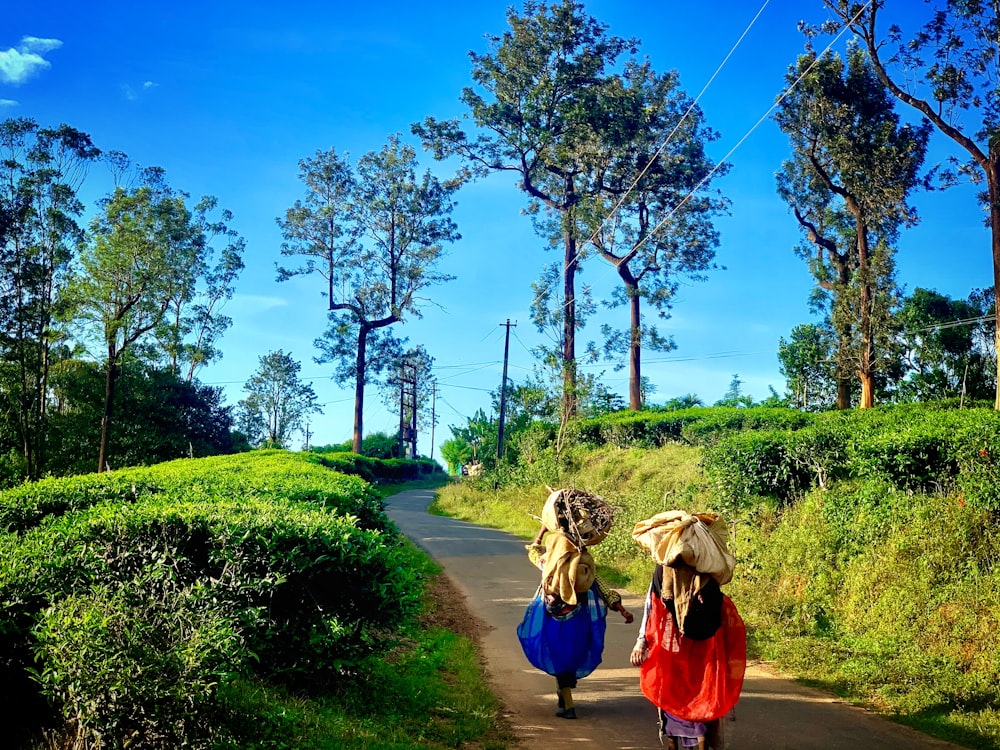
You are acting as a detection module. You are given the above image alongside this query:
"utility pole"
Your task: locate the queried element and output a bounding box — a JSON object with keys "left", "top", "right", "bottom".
{"left": 409, "top": 367, "right": 418, "bottom": 459}
{"left": 398, "top": 359, "right": 406, "bottom": 458}
{"left": 497, "top": 319, "right": 516, "bottom": 462}
{"left": 397, "top": 357, "right": 418, "bottom": 458}
{"left": 430, "top": 381, "right": 437, "bottom": 462}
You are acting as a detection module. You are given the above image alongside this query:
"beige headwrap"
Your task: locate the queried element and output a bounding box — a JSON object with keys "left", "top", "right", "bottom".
{"left": 631, "top": 511, "right": 735, "bottom": 637}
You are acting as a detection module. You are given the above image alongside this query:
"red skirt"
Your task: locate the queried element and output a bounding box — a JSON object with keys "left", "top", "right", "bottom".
{"left": 640, "top": 593, "right": 746, "bottom": 721}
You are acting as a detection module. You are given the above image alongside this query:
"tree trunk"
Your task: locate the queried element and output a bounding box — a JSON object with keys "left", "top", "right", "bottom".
{"left": 352, "top": 324, "right": 369, "bottom": 454}
{"left": 856, "top": 218, "right": 875, "bottom": 409}
{"left": 624, "top": 272, "right": 643, "bottom": 411}
{"left": 836, "top": 375, "right": 852, "bottom": 410}
{"left": 98, "top": 353, "right": 118, "bottom": 473}
{"left": 990, "top": 160, "right": 1000, "bottom": 410}
{"left": 562, "top": 228, "right": 578, "bottom": 420}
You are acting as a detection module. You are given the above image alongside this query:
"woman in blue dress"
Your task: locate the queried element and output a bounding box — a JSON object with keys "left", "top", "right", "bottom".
{"left": 517, "top": 488, "right": 633, "bottom": 719}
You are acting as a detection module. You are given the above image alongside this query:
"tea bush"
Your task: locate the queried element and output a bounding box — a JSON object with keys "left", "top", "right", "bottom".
{"left": 31, "top": 578, "right": 242, "bottom": 749}
{"left": 0, "top": 451, "right": 426, "bottom": 747}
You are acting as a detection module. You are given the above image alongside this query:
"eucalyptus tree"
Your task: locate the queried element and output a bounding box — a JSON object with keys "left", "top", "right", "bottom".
{"left": 820, "top": 0, "right": 1000, "bottom": 408}
{"left": 413, "top": 0, "right": 636, "bottom": 420}
{"left": 584, "top": 61, "right": 728, "bottom": 410}
{"left": 158, "top": 195, "right": 245, "bottom": 382}
{"left": 65, "top": 172, "right": 205, "bottom": 472}
{"left": 774, "top": 48, "right": 929, "bottom": 408}
{"left": 278, "top": 136, "right": 459, "bottom": 453}
{"left": 239, "top": 349, "right": 320, "bottom": 447}
{"left": 0, "top": 117, "right": 100, "bottom": 478}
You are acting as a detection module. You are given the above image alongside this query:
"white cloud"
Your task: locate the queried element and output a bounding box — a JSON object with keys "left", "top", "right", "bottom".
{"left": 122, "top": 80, "right": 159, "bottom": 101}
{"left": 0, "top": 99, "right": 17, "bottom": 107}
{"left": 21, "top": 37, "right": 62, "bottom": 54}
{"left": 0, "top": 36, "right": 62, "bottom": 85}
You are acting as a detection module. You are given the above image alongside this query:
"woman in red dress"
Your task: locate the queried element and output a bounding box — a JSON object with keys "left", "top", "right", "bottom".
{"left": 629, "top": 511, "right": 746, "bottom": 749}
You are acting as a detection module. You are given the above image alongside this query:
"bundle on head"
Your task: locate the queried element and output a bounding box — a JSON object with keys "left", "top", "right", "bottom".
{"left": 541, "top": 487, "right": 615, "bottom": 547}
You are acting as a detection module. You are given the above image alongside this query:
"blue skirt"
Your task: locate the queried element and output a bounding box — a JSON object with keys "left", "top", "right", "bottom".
{"left": 516, "top": 584, "right": 607, "bottom": 679}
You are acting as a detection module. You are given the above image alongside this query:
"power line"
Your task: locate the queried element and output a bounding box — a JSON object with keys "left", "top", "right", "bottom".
{"left": 530, "top": 1, "right": 873, "bottom": 324}
{"left": 907, "top": 314, "right": 995, "bottom": 334}
{"left": 626, "top": 1, "right": 873, "bottom": 267}
{"left": 581, "top": 0, "right": 770, "bottom": 255}
{"left": 526, "top": 0, "right": 773, "bottom": 314}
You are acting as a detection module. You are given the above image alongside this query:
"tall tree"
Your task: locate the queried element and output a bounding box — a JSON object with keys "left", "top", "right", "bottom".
{"left": 278, "top": 136, "right": 459, "bottom": 452}
{"left": 158, "top": 195, "right": 245, "bottom": 382}
{"left": 0, "top": 118, "right": 100, "bottom": 478}
{"left": 276, "top": 147, "right": 358, "bottom": 304}
{"left": 821, "top": 0, "right": 1000, "bottom": 407}
{"left": 413, "top": 0, "right": 635, "bottom": 421}
{"left": 774, "top": 48, "right": 929, "bottom": 408}
{"left": 584, "top": 60, "right": 728, "bottom": 410}
{"left": 239, "top": 349, "right": 320, "bottom": 447}
{"left": 65, "top": 174, "right": 204, "bottom": 471}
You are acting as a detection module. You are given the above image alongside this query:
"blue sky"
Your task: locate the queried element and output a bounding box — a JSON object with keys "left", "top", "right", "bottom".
{"left": 2, "top": 1, "right": 989, "bottom": 460}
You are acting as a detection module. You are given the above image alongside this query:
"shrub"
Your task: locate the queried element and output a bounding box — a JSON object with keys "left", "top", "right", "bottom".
{"left": 845, "top": 422, "right": 958, "bottom": 492}
{"left": 0, "top": 494, "right": 421, "bottom": 685}
{"left": 0, "top": 451, "right": 430, "bottom": 745}
{"left": 701, "top": 430, "right": 810, "bottom": 511}
{"left": 32, "top": 578, "right": 242, "bottom": 749}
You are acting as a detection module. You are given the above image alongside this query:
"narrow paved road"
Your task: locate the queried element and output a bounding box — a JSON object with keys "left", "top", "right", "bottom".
{"left": 385, "top": 488, "right": 968, "bottom": 750}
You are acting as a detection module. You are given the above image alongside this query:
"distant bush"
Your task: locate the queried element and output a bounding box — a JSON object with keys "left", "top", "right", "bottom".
{"left": 699, "top": 405, "right": 1000, "bottom": 512}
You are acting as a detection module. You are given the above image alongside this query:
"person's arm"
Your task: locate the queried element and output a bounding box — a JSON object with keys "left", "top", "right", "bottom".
{"left": 630, "top": 581, "right": 655, "bottom": 666}
{"left": 594, "top": 575, "right": 633, "bottom": 623}
{"left": 525, "top": 525, "right": 547, "bottom": 570}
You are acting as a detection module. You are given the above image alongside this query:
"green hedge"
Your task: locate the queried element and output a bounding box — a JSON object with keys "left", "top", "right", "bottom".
{"left": 570, "top": 406, "right": 814, "bottom": 449}
{"left": 0, "top": 450, "right": 386, "bottom": 535}
{"left": 700, "top": 406, "right": 1000, "bottom": 512}
{"left": 0, "top": 451, "right": 424, "bottom": 748}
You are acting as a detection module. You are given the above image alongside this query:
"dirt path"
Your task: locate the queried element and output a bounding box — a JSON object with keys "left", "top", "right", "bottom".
{"left": 385, "top": 488, "right": 968, "bottom": 749}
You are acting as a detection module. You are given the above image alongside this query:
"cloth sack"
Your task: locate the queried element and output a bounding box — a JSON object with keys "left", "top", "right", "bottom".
{"left": 541, "top": 530, "right": 595, "bottom": 604}
{"left": 517, "top": 584, "right": 607, "bottom": 679}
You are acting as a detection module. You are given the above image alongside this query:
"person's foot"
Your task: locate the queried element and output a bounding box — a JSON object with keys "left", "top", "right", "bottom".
{"left": 556, "top": 707, "right": 576, "bottom": 719}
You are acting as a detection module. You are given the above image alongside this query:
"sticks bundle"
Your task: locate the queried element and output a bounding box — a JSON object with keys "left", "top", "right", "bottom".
{"left": 542, "top": 487, "right": 616, "bottom": 547}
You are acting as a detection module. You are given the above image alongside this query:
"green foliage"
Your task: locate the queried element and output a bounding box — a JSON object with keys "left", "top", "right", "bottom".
{"left": 701, "top": 430, "right": 809, "bottom": 512}
{"left": 0, "top": 451, "right": 431, "bottom": 746}
{"left": 239, "top": 350, "right": 321, "bottom": 448}
{"left": 307, "top": 450, "right": 441, "bottom": 485}
{"left": 31, "top": 579, "right": 241, "bottom": 749}
{"left": 439, "top": 437, "right": 473, "bottom": 474}
{"left": 778, "top": 323, "right": 837, "bottom": 411}
{"left": 895, "top": 288, "right": 995, "bottom": 402}
{"left": 47, "top": 361, "right": 235, "bottom": 477}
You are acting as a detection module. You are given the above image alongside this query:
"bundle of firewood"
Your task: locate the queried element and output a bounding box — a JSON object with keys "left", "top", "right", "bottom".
{"left": 541, "top": 487, "right": 616, "bottom": 547}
